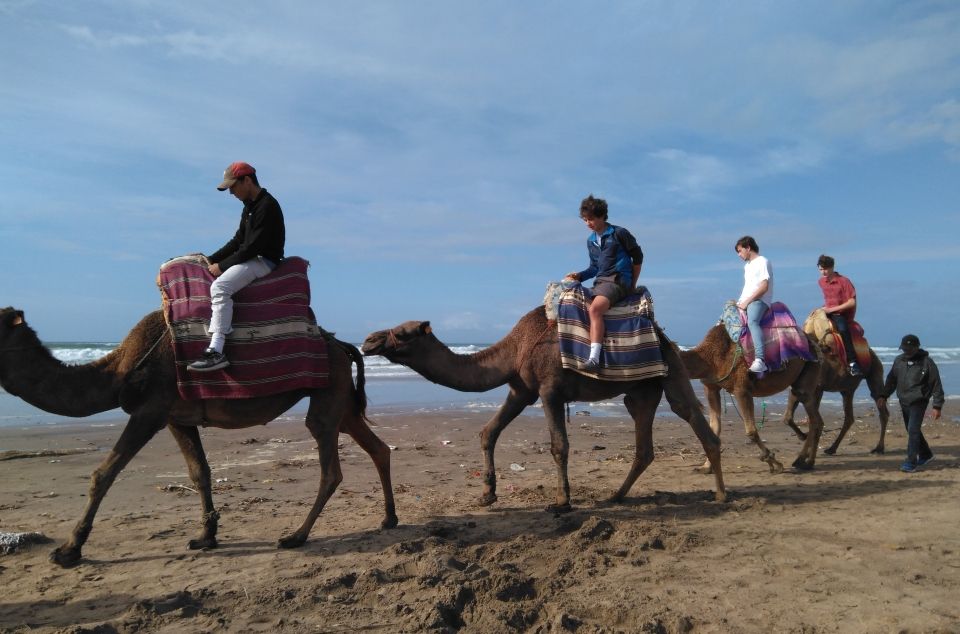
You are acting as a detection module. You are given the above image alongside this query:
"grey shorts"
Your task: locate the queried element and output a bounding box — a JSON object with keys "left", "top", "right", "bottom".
{"left": 592, "top": 276, "right": 629, "bottom": 305}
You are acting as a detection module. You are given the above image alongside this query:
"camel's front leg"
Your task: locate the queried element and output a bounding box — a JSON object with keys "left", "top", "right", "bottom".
{"left": 783, "top": 389, "right": 808, "bottom": 442}
{"left": 541, "top": 393, "right": 572, "bottom": 513}
{"left": 867, "top": 363, "right": 890, "bottom": 454}
{"left": 477, "top": 388, "right": 536, "bottom": 507}
{"left": 792, "top": 389, "right": 825, "bottom": 471}
{"left": 51, "top": 411, "right": 166, "bottom": 567}
{"left": 824, "top": 388, "right": 852, "bottom": 455}
{"left": 735, "top": 392, "right": 783, "bottom": 474}
{"left": 697, "top": 385, "right": 723, "bottom": 474}
{"left": 167, "top": 423, "right": 219, "bottom": 550}
{"left": 278, "top": 400, "right": 343, "bottom": 548}
{"left": 871, "top": 394, "right": 890, "bottom": 454}
{"left": 661, "top": 378, "right": 726, "bottom": 503}
{"left": 608, "top": 385, "right": 660, "bottom": 503}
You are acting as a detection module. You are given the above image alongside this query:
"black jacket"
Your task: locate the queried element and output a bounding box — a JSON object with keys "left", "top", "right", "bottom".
{"left": 881, "top": 349, "right": 945, "bottom": 408}
{"left": 209, "top": 189, "right": 285, "bottom": 271}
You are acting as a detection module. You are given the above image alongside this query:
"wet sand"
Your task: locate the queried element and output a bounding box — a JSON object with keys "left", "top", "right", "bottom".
{"left": 1, "top": 402, "right": 958, "bottom": 632}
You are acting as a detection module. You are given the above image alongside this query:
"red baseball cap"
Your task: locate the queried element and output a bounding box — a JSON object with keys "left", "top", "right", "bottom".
{"left": 216, "top": 161, "right": 256, "bottom": 191}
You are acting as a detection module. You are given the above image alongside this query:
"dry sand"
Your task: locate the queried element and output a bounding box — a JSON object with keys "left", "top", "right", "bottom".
{"left": 1, "top": 403, "right": 958, "bottom": 633}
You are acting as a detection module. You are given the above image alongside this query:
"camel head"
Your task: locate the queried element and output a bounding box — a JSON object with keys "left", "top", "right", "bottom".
{"left": 361, "top": 321, "right": 434, "bottom": 361}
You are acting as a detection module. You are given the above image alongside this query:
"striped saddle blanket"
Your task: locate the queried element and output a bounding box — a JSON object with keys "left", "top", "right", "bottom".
{"left": 720, "top": 301, "right": 816, "bottom": 371}
{"left": 802, "top": 308, "right": 871, "bottom": 372}
{"left": 157, "top": 255, "right": 329, "bottom": 400}
{"left": 557, "top": 283, "right": 668, "bottom": 381}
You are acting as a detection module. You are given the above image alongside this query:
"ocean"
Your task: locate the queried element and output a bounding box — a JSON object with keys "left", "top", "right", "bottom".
{"left": 1, "top": 342, "right": 958, "bottom": 430}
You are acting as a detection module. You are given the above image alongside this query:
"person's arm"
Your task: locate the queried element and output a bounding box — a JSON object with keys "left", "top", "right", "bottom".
{"left": 928, "top": 358, "right": 944, "bottom": 417}
{"left": 877, "top": 360, "right": 899, "bottom": 407}
{"left": 825, "top": 296, "right": 856, "bottom": 314}
{"left": 568, "top": 238, "right": 598, "bottom": 282}
{"left": 217, "top": 200, "right": 282, "bottom": 271}
{"left": 737, "top": 279, "right": 769, "bottom": 310}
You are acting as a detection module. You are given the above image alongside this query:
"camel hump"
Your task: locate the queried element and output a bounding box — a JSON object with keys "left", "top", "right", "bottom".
{"left": 803, "top": 308, "right": 834, "bottom": 344}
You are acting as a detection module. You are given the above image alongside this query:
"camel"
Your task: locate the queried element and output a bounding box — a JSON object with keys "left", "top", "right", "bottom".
{"left": 680, "top": 323, "right": 825, "bottom": 473}
{"left": 0, "top": 307, "right": 397, "bottom": 568}
{"left": 783, "top": 309, "right": 890, "bottom": 454}
{"left": 361, "top": 305, "right": 727, "bottom": 512}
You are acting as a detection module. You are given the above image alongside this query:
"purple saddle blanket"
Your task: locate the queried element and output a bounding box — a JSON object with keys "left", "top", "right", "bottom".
{"left": 721, "top": 301, "right": 816, "bottom": 371}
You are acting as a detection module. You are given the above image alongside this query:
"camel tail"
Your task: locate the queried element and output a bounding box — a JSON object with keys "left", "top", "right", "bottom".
{"left": 334, "top": 338, "right": 375, "bottom": 427}
{"left": 654, "top": 323, "right": 706, "bottom": 415}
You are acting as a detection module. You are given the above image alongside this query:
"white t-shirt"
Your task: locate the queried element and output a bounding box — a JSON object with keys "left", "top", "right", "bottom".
{"left": 739, "top": 255, "right": 774, "bottom": 305}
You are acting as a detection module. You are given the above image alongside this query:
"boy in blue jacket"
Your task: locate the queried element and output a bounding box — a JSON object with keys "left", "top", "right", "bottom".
{"left": 564, "top": 195, "right": 643, "bottom": 371}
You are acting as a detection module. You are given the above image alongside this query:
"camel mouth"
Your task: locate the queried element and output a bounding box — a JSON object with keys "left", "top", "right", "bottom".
{"left": 360, "top": 334, "right": 386, "bottom": 356}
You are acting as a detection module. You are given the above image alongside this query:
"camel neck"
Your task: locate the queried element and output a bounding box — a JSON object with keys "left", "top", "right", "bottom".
{"left": 404, "top": 337, "right": 519, "bottom": 393}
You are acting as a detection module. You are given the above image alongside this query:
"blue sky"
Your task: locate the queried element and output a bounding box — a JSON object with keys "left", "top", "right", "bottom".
{"left": 2, "top": 1, "right": 959, "bottom": 347}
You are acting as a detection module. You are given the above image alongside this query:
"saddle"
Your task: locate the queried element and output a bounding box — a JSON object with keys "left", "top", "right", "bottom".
{"left": 553, "top": 282, "right": 667, "bottom": 381}
{"left": 720, "top": 300, "right": 816, "bottom": 371}
{"left": 802, "top": 308, "right": 871, "bottom": 372}
{"left": 157, "top": 255, "right": 329, "bottom": 400}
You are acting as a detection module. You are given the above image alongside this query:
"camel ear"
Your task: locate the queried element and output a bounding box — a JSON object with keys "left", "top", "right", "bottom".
{"left": 420, "top": 321, "right": 432, "bottom": 335}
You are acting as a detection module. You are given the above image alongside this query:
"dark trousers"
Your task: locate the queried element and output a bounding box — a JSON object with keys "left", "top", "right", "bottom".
{"left": 828, "top": 314, "right": 858, "bottom": 367}
{"left": 900, "top": 401, "right": 933, "bottom": 465}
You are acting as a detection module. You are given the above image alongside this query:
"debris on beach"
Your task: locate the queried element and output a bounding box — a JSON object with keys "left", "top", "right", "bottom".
{"left": 0, "top": 531, "right": 52, "bottom": 555}
{"left": 509, "top": 463, "right": 526, "bottom": 471}
{"left": 0, "top": 448, "right": 93, "bottom": 462}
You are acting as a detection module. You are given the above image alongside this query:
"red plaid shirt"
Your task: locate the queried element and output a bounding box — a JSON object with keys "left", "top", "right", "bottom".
{"left": 818, "top": 273, "right": 857, "bottom": 320}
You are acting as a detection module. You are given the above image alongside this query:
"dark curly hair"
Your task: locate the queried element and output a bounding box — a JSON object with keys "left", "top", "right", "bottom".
{"left": 579, "top": 195, "right": 608, "bottom": 221}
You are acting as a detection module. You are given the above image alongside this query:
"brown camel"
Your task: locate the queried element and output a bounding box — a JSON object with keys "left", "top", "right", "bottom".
{"left": 361, "top": 305, "right": 727, "bottom": 512}
{"left": 680, "top": 323, "right": 825, "bottom": 473}
{"left": 783, "top": 309, "right": 890, "bottom": 455}
{"left": 0, "top": 307, "right": 397, "bottom": 568}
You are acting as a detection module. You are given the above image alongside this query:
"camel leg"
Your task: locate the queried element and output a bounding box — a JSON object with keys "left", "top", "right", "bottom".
{"left": 824, "top": 388, "right": 852, "bottom": 455}
{"left": 792, "top": 370, "right": 826, "bottom": 471}
{"left": 278, "top": 396, "right": 344, "bottom": 548}
{"left": 51, "top": 411, "right": 166, "bottom": 568}
{"left": 659, "top": 372, "right": 726, "bottom": 502}
{"left": 867, "top": 359, "right": 889, "bottom": 454}
{"left": 607, "top": 385, "right": 659, "bottom": 504}
{"left": 735, "top": 392, "right": 783, "bottom": 474}
{"left": 166, "top": 423, "right": 219, "bottom": 550}
{"left": 341, "top": 412, "right": 398, "bottom": 529}
{"left": 541, "top": 392, "right": 573, "bottom": 513}
{"left": 697, "top": 385, "right": 723, "bottom": 474}
{"left": 477, "top": 388, "right": 536, "bottom": 507}
{"left": 783, "top": 389, "right": 808, "bottom": 442}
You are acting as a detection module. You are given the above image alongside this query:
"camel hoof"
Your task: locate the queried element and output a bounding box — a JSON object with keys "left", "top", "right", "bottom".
{"left": 50, "top": 545, "right": 82, "bottom": 568}
{"left": 870, "top": 446, "right": 885, "bottom": 455}
{"left": 546, "top": 503, "right": 573, "bottom": 514}
{"left": 715, "top": 491, "right": 728, "bottom": 503}
{"left": 277, "top": 534, "right": 307, "bottom": 549}
{"left": 768, "top": 461, "right": 784, "bottom": 475}
{"left": 823, "top": 446, "right": 837, "bottom": 456}
{"left": 477, "top": 493, "right": 498, "bottom": 507}
{"left": 188, "top": 537, "right": 218, "bottom": 550}
{"left": 380, "top": 514, "right": 399, "bottom": 530}
{"left": 792, "top": 458, "right": 814, "bottom": 471}
{"left": 601, "top": 495, "right": 622, "bottom": 507}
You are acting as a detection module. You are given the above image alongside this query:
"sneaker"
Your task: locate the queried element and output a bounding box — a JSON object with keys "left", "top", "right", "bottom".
{"left": 187, "top": 349, "right": 229, "bottom": 372}
{"left": 748, "top": 358, "right": 768, "bottom": 374}
{"left": 582, "top": 358, "right": 601, "bottom": 372}
{"left": 848, "top": 362, "right": 863, "bottom": 377}
{"left": 917, "top": 455, "right": 934, "bottom": 467}
{"left": 900, "top": 462, "right": 917, "bottom": 473}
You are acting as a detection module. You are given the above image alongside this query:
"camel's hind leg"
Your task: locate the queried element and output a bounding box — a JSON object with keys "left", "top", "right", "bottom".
{"left": 341, "top": 412, "right": 398, "bottom": 529}
{"left": 51, "top": 410, "right": 166, "bottom": 568}
{"left": 607, "top": 384, "right": 660, "bottom": 503}
{"left": 697, "top": 384, "right": 723, "bottom": 474}
{"left": 734, "top": 392, "right": 784, "bottom": 474}
{"left": 824, "top": 388, "right": 852, "bottom": 455}
{"left": 791, "top": 366, "right": 826, "bottom": 470}
{"left": 278, "top": 394, "right": 344, "bottom": 549}
{"left": 660, "top": 375, "right": 726, "bottom": 503}
{"left": 866, "top": 355, "right": 890, "bottom": 454}
{"left": 167, "top": 423, "right": 219, "bottom": 550}
{"left": 783, "top": 389, "right": 809, "bottom": 442}
{"left": 477, "top": 387, "right": 537, "bottom": 507}
{"left": 541, "top": 391, "right": 573, "bottom": 514}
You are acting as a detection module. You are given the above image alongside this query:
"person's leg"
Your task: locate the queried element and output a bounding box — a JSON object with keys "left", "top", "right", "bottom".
{"left": 208, "top": 259, "right": 272, "bottom": 349}
{"left": 829, "top": 314, "right": 861, "bottom": 375}
{"left": 587, "top": 295, "right": 611, "bottom": 364}
{"left": 746, "top": 300, "right": 768, "bottom": 372}
{"left": 903, "top": 401, "right": 926, "bottom": 468}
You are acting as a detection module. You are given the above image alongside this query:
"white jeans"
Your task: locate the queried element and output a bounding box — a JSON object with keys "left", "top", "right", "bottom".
{"left": 209, "top": 257, "right": 275, "bottom": 335}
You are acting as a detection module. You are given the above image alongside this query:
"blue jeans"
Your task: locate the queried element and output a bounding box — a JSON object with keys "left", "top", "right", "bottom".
{"left": 745, "top": 300, "right": 768, "bottom": 361}
{"left": 900, "top": 401, "right": 933, "bottom": 466}
{"left": 828, "top": 313, "right": 858, "bottom": 367}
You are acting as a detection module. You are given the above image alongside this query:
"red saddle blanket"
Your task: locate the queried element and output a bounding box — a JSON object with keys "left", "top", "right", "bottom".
{"left": 157, "top": 255, "right": 329, "bottom": 400}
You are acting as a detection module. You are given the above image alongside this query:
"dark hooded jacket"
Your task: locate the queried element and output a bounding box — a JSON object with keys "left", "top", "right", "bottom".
{"left": 881, "top": 349, "right": 945, "bottom": 408}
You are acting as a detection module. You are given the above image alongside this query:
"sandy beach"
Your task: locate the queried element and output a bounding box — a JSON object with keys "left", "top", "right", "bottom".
{"left": 1, "top": 401, "right": 958, "bottom": 633}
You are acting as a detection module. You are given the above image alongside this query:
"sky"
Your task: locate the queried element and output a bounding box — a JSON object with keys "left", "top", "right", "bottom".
{"left": 2, "top": 1, "right": 959, "bottom": 348}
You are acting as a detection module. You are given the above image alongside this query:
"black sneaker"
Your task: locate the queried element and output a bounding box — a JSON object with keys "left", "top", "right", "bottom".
{"left": 848, "top": 362, "right": 863, "bottom": 377}
{"left": 187, "top": 349, "right": 229, "bottom": 372}
{"left": 582, "top": 358, "right": 601, "bottom": 373}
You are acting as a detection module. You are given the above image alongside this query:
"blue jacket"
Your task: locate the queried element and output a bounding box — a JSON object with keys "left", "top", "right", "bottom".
{"left": 577, "top": 224, "right": 644, "bottom": 288}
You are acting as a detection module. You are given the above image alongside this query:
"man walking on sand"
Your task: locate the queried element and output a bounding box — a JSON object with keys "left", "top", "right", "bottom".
{"left": 188, "top": 162, "right": 285, "bottom": 372}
